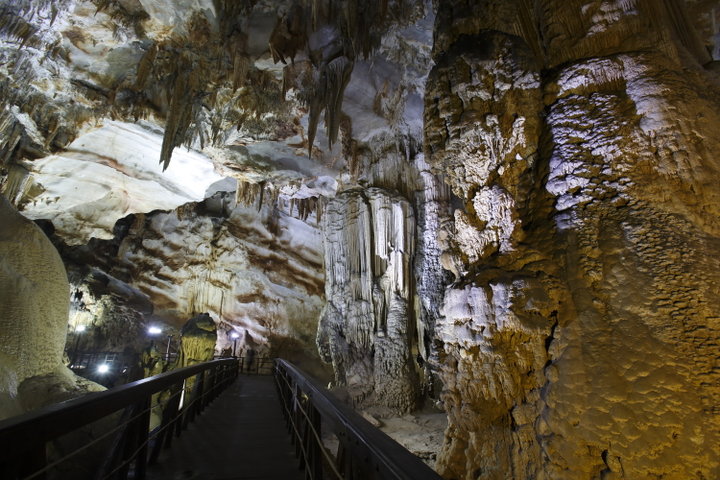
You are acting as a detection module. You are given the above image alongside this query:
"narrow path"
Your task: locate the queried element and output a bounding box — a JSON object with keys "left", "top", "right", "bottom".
{"left": 146, "top": 375, "right": 303, "bottom": 480}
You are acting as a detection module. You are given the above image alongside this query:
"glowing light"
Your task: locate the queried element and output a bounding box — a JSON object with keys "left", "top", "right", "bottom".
{"left": 97, "top": 364, "right": 110, "bottom": 374}
{"left": 230, "top": 332, "right": 240, "bottom": 339}
{"left": 148, "top": 326, "right": 162, "bottom": 335}
{"left": 75, "top": 325, "right": 86, "bottom": 333}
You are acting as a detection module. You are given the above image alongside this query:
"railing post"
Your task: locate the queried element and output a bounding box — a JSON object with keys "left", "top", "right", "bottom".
{"left": 307, "top": 402, "right": 322, "bottom": 480}
{"left": 133, "top": 396, "right": 151, "bottom": 480}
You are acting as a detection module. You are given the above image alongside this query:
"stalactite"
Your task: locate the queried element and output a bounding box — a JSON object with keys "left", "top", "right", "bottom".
{"left": 319, "top": 187, "right": 418, "bottom": 411}
{"left": 307, "top": 55, "right": 353, "bottom": 156}
{"left": 269, "top": 2, "right": 307, "bottom": 64}
{"left": 269, "top": 0, "right": 422, "bottom": 156}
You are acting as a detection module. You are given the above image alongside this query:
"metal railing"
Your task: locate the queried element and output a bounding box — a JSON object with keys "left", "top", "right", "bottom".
{"left": 274, "top": 359, "right": 442, "bottom": 480}
{"left": 212, "top": 355, "right": 273, "bottom": 375}
{"left": 239, "top": 356, "right": 273, "bottom": 375}
{"left": 0, "top": 358, "right": 238, "bottom": 480}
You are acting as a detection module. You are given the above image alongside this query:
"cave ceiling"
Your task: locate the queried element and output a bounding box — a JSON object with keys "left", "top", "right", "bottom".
{"left": 0, "top": 0, "right": 433, "bottom": 242}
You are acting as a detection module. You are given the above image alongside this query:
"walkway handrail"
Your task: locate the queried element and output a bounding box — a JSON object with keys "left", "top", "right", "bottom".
{"left": 0, "top": 358, "right": 238, "bottom": 479}
{"left": 274, "top": 359, "right": 442, "bottom": 480}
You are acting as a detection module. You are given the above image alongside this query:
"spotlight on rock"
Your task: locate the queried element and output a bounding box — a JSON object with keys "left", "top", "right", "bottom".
{"left": 230, "top": 331, "right": 240, "bottom": 357}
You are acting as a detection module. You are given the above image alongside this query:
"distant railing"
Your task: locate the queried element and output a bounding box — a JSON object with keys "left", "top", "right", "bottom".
{"left": 274, "top": 359, "right": 442, "bottom": 480}
{"left": 0, "top": 358, "right": 238, "bottom": 479}
{"left": 213, "top": 355, "right": 273, "bottom": 375}
{"left": 239, "top": 356, "right": 273, "bottom": 375}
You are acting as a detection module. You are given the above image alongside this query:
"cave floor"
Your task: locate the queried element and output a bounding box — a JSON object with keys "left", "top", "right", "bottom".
{"left": 146, "top": 375, "right": 303, "bottom": 480}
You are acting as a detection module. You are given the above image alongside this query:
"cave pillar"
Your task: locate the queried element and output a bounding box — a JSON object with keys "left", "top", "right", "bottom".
{"left": 425, "top": 0, "right": 720, "bottom": 479}
{"left": 318, "top": 187, "right": 419, "bottom": 412}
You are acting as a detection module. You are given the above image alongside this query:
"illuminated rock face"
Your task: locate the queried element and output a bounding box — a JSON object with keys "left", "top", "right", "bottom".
{"left": 319, "top": 187, "right": 419, "bottom": 412}
{"left": 106, "top": 196, "right": 326, "bottom": 366}
{"left": 0, "top": 196, "right": 104, "bottom": 420}
{"left": 15, "top": 121, "right": 225, "bottom": 244}
{"left": 178, "top": 313, "right": 217, "bottom": 367}
{"left": 0, "top": 196, "right": 69, "bottom": 392}
{"left": 1, "top": 1, "right": 719, "bottom": 478}
{"left": 426, "top": 1, "right": 720, "bottom": 479}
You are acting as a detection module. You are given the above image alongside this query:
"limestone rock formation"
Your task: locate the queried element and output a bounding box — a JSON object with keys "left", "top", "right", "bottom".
{"left": 319, "top": 187, "right": 419, "bottom": 412}
{"left": 0, "top": 195, "right": 69, "bottom": 386}
{"left": 178, "top": 312, "right": 217, "bottom": 367}
{"left": 425, "top": 1, "right": 720, "bottom": 479}
{"left": 0, "top": 195, "right": 104, "bottom": 419}
{"left": 1, "top": 1, "right": 719, "bottom": 479}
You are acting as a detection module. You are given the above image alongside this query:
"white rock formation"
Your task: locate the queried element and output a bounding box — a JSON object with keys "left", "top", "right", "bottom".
{"left": 319, "top": 187, "right": 419, "bottom": 412}
{"left": 17, "top": 121, "right": 226, "bottom": 244}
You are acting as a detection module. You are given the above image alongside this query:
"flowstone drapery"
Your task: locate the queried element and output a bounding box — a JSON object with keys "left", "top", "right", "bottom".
{"left": 318, "top": 187, "right": 419, "bottom": 412}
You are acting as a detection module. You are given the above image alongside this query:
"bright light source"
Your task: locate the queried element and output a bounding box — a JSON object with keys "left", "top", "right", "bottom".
{"left": 148, "top": 326, "right": 162, "bottom": 335}
{"left": 75, "top": 325, "right": 86, "bottom": 333}
{"left": 97, "top": 364, "right": 110, "bottom": 374}
{"left": 230, "top": 332, "right": 240, "bottom": 339}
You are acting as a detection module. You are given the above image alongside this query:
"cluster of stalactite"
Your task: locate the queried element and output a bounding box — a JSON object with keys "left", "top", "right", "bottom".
{"left": 0, "top": 0, "right": 430, "bottom": 177}
{"left": 115, "top": 8, "right": 257, "bottom": 170}
{"left": 0, "top": 0, "right": 285, "bottom": 173}
{"left": 235, "top": 180, "right": 268, "bottom": 209}
{"left": 288, "top": 196, "right": 321, "bottom": 222}
{"left": 0, "top": 1, "right": 91, "bottom": 178}
{"left": 270, "top": 0, "right": 424, "bottom": 156}
{"left": 0, "top": 0, "right": 67, "bottom": 51}
{"left": 235, "top": 179, "right": 323, "bottom": 223}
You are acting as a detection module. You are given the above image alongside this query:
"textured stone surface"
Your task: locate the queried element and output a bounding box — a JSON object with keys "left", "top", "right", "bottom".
{"left": 319, "top": 187, "right": 419, "bottom": 412}
{"left": 0, "top": 195, "right": 69, "bottom": 388}
{"left": 1, "top": 1, "right": 719, "bottom": 478}
{"left": 114, "top": 199, "right": 325, "bottom": 360}
{"left": 426, "top": 1, "right": 720, "bottom": 479}
{"left": 0, "top": 196, "right": 105, "bottom": 419}
{"left": 15, "top": 121, "right": 225, "bottom": 244}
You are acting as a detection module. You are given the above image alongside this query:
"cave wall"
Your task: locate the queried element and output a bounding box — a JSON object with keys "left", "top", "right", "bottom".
{"left": 114, "top": 196, "right": 326, "bottom": 363}
{"left": 425, "top": 1, "right": 720, "bottom": 479}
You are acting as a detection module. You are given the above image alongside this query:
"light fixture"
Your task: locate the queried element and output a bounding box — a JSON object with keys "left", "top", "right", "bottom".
{"left": 97, "top": 364, "right": 110, "bottom": 374}
{"left": 75, "top": 325, "right": 86, "bottom": 333}
{"left": 147, "top": 326, "right": 162, "bottom": 335}
{"left": 230, "top": 331, "right": 240, "bottom": 358}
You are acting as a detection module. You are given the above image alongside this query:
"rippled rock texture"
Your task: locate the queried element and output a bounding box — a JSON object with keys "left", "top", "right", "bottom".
{"left": 0, "top": 196, "right": 104, "bottom": 420}
{"left": 426, "top": 1, "right": 720, "bottom": 479}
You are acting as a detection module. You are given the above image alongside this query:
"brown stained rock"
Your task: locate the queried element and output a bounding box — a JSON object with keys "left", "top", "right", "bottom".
{"left": 425, "top": 1, "right": 720, "bottom": 479}
{"left": 178, "top": 312, "right": 217, "bottom": 367}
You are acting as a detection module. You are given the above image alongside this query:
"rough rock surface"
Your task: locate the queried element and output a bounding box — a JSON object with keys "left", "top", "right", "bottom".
{"left": 425, "top": 1, "right": 720, "bottom": 479}
{"left": 1, "top": 1, "right": 719, "bottom": 478}
{"left": 178, "top": 312, "right": 217, "bottom": 366}
{"left": 0, "top": 195, "right": 104, "bottom": 419}
{"left": 319, "top": 187, "right": 419, "bottom": 412}
{"left": 0, "top": 196, "right": 70, "bottom": 403}
{"left": 113, "top": 198, "right": 326, "bottom": 363}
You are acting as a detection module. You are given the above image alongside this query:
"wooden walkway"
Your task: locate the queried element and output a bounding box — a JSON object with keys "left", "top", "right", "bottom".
{"left": 146, "top": 375, "right": 303, "bottom": 480}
